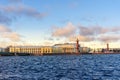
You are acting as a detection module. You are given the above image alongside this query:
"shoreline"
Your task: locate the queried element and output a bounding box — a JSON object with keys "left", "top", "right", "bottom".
{"left": 0, "top": 52, "right": 90, "bottom": 56}
{"left": 0, "top": 52, "right": 120, "bottom": 56}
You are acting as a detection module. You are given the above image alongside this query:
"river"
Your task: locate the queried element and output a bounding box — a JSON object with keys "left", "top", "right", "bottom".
{"left": 0, "top": 54, "right": 120, "bottom": 80}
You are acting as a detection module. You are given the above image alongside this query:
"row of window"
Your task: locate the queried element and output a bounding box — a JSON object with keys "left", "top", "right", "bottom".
{"left": 11, "top": 48, "right": 52, "bottom": 50}
{"left": 9, "top": 47, "right": 75, "bottom": 53}
{"left": 10, "top": 48, "right": 52, "bottom": 53}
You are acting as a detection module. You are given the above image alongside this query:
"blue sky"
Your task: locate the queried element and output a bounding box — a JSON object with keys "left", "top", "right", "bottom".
{"left": 0, "top": 0, "right": 120, "bottom": 48}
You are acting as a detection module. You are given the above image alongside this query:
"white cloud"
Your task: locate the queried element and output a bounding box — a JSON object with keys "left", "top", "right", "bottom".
{"left": 1, "top": 32, "right": 21, "bottom": 41}
{"left": 0, "top": 25, "right": 21, "bottom": 42}
{"left": 0, "top": 25, "right": 11, "bottom": 32}
{"left": 68, "top": 35, "right": 94, "bottom": 42}
{"left": 51, "top": 23, "right": 120, "bottom": 43}
{"left": 52, "top": 22, "right": 76, "bottom": 37}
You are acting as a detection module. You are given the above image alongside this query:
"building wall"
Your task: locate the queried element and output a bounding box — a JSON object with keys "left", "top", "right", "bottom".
{"left": 53, "top": 43, "right": 76, "bottom": 53}
{"left": 9, "top": 46, "right": 53, "bottom": 55}
{"left": 62, "top": 47, "right": 75, "bottom": 53}
{"left": 0, "top": 48, "right": 5, "bottom": 52}
{"left": 80, "top": 47, "right": 90, "bottom": 53}
{"left": 52, "top": 47, "right": 63, "bottom": 53}
{"left": 41, "top": 47, "right": 53, "bottom": 54}
{"left": 8, "top": 43, "right": 91, "bottom": 54}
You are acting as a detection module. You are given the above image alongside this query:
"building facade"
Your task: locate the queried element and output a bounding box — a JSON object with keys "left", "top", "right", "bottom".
{"left": 53, "top": 43, "right": 76, "bottom": 53}
{"left": 8, "top": 43, "right": 76, "bottom": 54}
{"left": 9, "top": 46, "right": 53, "bottom": 55}
{"left": 0, "top": 48, "right": 5, "bottom": 52}
{"left": 7, "top": 43, "right": 91, "bottom": 55}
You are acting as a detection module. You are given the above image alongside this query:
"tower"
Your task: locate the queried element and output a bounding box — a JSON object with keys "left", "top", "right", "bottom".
{"left": 76, "top": 39, "right": 80, "bottom": 54}
{"left": 107, "top": 43, "right": 109, "bottom": 52}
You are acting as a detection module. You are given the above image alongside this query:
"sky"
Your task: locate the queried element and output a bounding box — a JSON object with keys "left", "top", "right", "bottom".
{"left": 0, "top": 0, "right": 120, "bottom": 48}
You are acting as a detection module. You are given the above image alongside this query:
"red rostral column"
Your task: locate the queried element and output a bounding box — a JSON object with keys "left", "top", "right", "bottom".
{"left": 76, "top": 39, "right": 80, "bottom": 54}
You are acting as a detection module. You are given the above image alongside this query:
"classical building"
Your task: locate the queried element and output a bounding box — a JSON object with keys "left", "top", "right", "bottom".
{"left": 53, "top": 43, "right": 76, "bottom": 53}
{"left": 7, "top": 42, "right": 90, "bottom": 55}
{"left": 8, "top": 46, "right": 53, "bottom": 55}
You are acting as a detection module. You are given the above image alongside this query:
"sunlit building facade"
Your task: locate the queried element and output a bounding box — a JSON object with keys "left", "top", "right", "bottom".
{"left": 8, "top": 43, "right": 76, "bottom": 54}
{"left": 8, "top": 43, "right": 91, "bottom": 55}
{"left": 9, "top": 46, "right": 53, "bottom": 55}
{"left": 53, "top": 43, "right": 76, "bottom": 53}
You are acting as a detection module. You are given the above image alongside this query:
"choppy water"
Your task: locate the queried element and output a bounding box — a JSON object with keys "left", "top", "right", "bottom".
{"left": 0, "top": 54, "right": 120, "bottom": 80}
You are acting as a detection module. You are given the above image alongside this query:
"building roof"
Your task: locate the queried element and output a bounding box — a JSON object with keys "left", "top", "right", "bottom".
{"left": 9, "top": 46, "right": 53, "bottom": 48}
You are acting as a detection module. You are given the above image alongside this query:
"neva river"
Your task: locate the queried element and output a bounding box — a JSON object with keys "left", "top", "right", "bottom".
{"left": 0, "top": 54, "right": 120, "bottom": 80}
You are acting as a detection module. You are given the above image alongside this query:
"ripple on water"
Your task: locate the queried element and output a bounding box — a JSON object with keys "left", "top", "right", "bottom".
{"left": 0, "top": 54, "right": 120, "bottom": 79}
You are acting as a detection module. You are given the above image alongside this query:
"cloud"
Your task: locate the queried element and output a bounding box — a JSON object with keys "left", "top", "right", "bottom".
{"left": 43, "top": 41, "right": 54, "bottom": 46}
{"left": 79, "top": 26, "right": 120, "bottom": 36}
{"left": 51, "top": 22, "right": 120, "bottom": 43}
{"left": 51, "top": 22, "right": 96, "bottom": 42}
{"left": 0, "top": 5, "right": 47, "bottom": 24}
{"left": 0, "top": 41, "right": 11, "bottom": 48}
{"left": 52, "top": 22, "right": 76, "bottom": 37}
{"left": 68, "top": 35, "right": 94, "bottom": 42}
{"left": 110, "top": 27, "right": 120, "bottom": 32}
{"left": 98, "top": 35, "right": 120, "bottom": 42}
{"left": 1, "top": 32, "right": 21, "bottom": 41}
{"left": 0, "top": 13, "right": 13, "bottom": 24}
{"left": 79, "top": 26, "right": 95, "bottom": 36}
{"left": 47, "top": 37, "right": 54, "bottom": 41}
{"left": 0, "top": 25, "right": 11, "bottom": 32}
{"left": 0, "top": 5, "right": 47, "bottom": 19}
{"left": 78, "top": 25, "right": 120, "bottom": 42}
{"left": 79, "top": 26, "right": 109, "bottom": 36}
{"left": 0, "top": 25, "right": 21, "bottom": 41}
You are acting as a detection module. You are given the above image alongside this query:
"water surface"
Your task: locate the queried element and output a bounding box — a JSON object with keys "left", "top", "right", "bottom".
{"left": 0, "top": 54, "right": 120, "bottom": 80}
